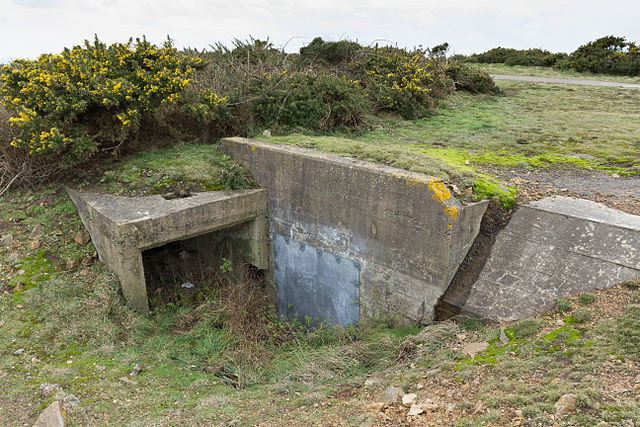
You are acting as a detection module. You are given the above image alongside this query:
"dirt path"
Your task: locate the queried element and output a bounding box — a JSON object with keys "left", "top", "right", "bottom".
{"left": 491, "top": 74, "right": 640, "bottom": 88}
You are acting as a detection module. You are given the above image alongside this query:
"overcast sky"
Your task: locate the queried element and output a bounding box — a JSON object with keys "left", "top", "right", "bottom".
{"left": 1, "top": 0, "right": 639, "bottom": 63}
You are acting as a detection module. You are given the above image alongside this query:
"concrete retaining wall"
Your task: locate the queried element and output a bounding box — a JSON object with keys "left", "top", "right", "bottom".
{"left": 220, "top": 137, "right": 488, "bottom": 324}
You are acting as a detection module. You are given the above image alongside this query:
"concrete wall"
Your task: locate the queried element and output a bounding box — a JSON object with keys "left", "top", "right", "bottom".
{"left": 220, "top": 137, "right": 488, "bottom": 324}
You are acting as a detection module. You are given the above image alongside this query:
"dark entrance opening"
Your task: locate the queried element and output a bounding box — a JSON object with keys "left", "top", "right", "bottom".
{"left": 141, "top": 221, "right": 267, "bottom": 309}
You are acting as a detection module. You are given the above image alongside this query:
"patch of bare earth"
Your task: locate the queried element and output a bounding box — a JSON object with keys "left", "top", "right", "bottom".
{"left": 479, "top": 165, "right": 640, "bottom": 215}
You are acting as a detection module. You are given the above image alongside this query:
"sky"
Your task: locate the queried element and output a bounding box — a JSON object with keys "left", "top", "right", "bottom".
{"left": 1, "top": 0, "right": 639, "bottom": 63}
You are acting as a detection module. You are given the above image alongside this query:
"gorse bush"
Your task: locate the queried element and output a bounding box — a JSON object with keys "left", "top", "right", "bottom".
{"left": 299, "top": 37, "right": 361, "bottom": 65}
{"left": 468, "top": 47, "right": 567, "bottom": 67}
{"left": 356, "top": 46, "right": 453, "bottom": 119}
{"left": 445, "top": 61, "right": 500, "bottom": 94}
{"left": 0, "top": 37, "right": 223, "bottom": 169}
{"left": 0, "top": 36, "right": 499, "bottom": 186}
{"left": 247, "top": 72, "right": 369, "bottom": 130}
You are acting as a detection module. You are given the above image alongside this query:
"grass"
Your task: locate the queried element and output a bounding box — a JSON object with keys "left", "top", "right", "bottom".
{"left": 74, "top": 143, "right": 255, "bottom": 197}
{"left": 471, "top": 62, "right": 640, "bottom": 84}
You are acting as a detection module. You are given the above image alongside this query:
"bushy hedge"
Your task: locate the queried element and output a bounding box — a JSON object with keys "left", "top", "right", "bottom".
{"left": 0, "top": 36, "right": 499, "bottom": 185}
{"left": 0, "top": 37, "right": 224, "bottom": 169}
{"left": 556, "top": 36, "right": 640, "bottom": 76}
{"left": 467, "top": 36, "right": 639, "bottom": 76}
{"left": 468, "top": 47, "right": 567, "bottom": 67}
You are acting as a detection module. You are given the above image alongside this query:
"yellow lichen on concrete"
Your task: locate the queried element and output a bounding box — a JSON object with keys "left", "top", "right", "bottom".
{"left": 428, "top": 179, "right": 458, "bottom": 228}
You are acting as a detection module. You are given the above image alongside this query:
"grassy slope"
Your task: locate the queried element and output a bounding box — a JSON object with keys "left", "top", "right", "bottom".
{"left": 1, "top": 187, "right": 639, "bottom": 425}
{"left": 472, "top": 62, "right": 640, "bottom": 84}
{"left": 266, "top": 81, "right": 640, "bottom": 205}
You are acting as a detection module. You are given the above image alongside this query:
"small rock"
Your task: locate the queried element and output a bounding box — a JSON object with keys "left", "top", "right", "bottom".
{"left": 74, "top": 231, "right": 90, "bottom": 246}
{"left": 262, "top": 129, "right": 272, "bottom": 137}
{"left": 119, "top": 377, "right": 138, "bottom": 386}
{"left": 62, "top": 394, "right": 80, "bottom": 409}
{"left": 464, "top": 160, "right": 470, "bottom": 166}
{"left": 611, "top": 173, "right": 620, "bottom": 179}
{"left": 39, "top": 383, "right": 62, "bottom": 397}
{"left": 1, "top": 234, "right": 14, "bottom": 247}
{"left": 364, "top": 402, "right": 384, "bottom": 413}
{"left": 554, "top": 393, "right": 578, "bottom": 416}
{"left": 94, "top": 364, "right": 106, "bottom": 372}
{"left": 451, "top": 185, "right": 461, "bottom": 196}
{"left": 407, "top": 404, "right": 423, "bottom": 416}
{"left": 515, "top": 409, "right": 523, "bottom": 417}
{"left": 7, "top": 252, "right": 19, "bottom": 263}
{"left": 33, "top": 401, "right": 65, "bottom": 427}
{"left": 31, "top": 357, "right": 41, "bottom": 363}
{"left": 29, "top": 224, "right": 43, "bottom": 239}
{"left": 29, "top": 240, "right": 41, "bottom": 249}
{"left": 402, "top": 393, "right": 417, "bottom": 406}
{"left": 129, "top": 364, "right": 141, "bottom": 377}
{"left": 180, "top": 282, "right": 195, "bottom": 289}
{"left": 447, "top": 402, "right": 456, "bottom": 412}
{"left": 13, "top": 348, "right": 25, "bottom": 355}
{"left": 376, "top": 386, "right": 404, "bottom": 405}
{"left": 422, "top": 398, "right": 439, "bottom": 411}
{"left": 416, "top": 383, "right": 424, "bottom": 390}
{"left": 65, "top": 259, "right": 80, "bottom": 271}
{"left": 462, "top": 341, "right": 489, "bottom": 358}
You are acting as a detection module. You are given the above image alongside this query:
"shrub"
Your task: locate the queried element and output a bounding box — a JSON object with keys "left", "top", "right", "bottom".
{"left": 355, "top": 46, "right": 453, "bottom": 119}
{"left": 445, "top": 62, "right": 500, "bottom": 93}
{"left": 469, "top": 47, "right": 567, "bottom": 67}
{"left": 299, "top": 37, "right": 360, "bottom": 65}
{"left": 0, "top": 37, "right": 225, "bottom": 181}
{"left": 246, "top": 72, "right": 369, "bottom": 131}
{"left": 557, "top": 35, "right": 640, "bottom": 76}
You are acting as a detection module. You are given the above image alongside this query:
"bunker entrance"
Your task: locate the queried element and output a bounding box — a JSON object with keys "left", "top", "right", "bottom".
{"left": 142, "top": 222, "right": 266, "bottom": 309}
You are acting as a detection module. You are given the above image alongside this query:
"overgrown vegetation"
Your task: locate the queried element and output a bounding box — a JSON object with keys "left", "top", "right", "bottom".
{"left": 466, "top": 35, "right": 640, "bottom": 76}
{"left": 0, "top": 36, "right": 495, "bottom": 188}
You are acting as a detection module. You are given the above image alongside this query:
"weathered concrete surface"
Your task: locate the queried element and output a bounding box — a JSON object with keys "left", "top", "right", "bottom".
{"left": 33, "top": 401, "right": 65, "bottom": 427}
{"left": 274, "top": 234, "right": 360, "bottom": 325}
{"left": 67, "top": 188, "right": 270, "bottom": 312}
{"left": 220, "top": 137, "right": 488, "bottom": 324}
{"left": 463, "top": 196, "right": 640, "bottom": 321}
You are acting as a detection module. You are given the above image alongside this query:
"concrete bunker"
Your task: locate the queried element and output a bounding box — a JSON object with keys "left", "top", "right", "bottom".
{"left": 66, "top": 188, "right": 270, "bottom": 312}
